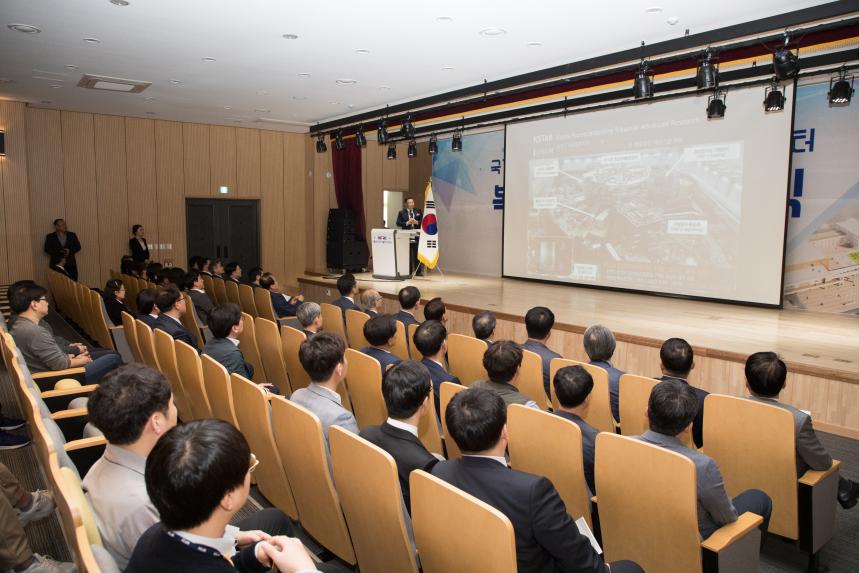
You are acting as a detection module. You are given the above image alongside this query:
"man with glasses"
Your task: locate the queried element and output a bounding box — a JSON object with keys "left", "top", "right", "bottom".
{"left": 153, "top": 287, "right": 199, "bottom": 352}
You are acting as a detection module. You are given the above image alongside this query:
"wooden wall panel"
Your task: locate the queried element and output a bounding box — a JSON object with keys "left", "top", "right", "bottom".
{"left": 209, "top": 125, "right": 236, "bottom": 197}
{"left": 395, "top": 142, "right": 409, "bottom": 190}
{"left": 0, "top": 145, "right": 7, "bottom": 282}
{"left": 381, "top": 144, "right": 398, "bottom": 191}
{"left": 363, "top": 144, "right": 383, "bottom": 243}
{"left": 283, "top": 133, "right": 306, "bottom": 287}
{"left": 183, "top": 123, "right": 210, "bottom": 197}
{"left": 125, "top": 118, "right": 158, "bottom": 266}
{"left": 93, "top": 114, "right": 128, "bottom": 283}
{"left": 154, "top": 121, "right": 186, "bottom": 268}
{"left": 304, "top": 138, "right": 316, "bottom": 275}
{"left": 260, "top": 131, "right": 284, "bottom": 282}
{"left": 60, "top": 111, "right": 100, "bottom": 286}
{"left": 0, "top": 101, "right": 34, "bottom": 283}
{"left": 236, "top": 128, "right": 260, "bottom": 198}
{"left": 409, "top": 142, "right": 432, "bottom": 203}
{"left": 310, "top": 148, "right": 334, "bottom": 272}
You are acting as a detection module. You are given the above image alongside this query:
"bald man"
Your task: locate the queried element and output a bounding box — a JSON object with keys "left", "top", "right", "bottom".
{"left": 361, "top": 289, "right": 384, "bottom": 317}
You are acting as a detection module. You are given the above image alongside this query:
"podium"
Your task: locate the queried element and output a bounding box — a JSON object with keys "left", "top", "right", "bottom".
{"left": 371, "top": 229, "right": 417, "bottom": 279}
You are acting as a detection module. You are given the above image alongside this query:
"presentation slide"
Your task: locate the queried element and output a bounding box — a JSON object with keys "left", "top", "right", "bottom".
{"left": 503, "top": 85, "right": 794, "bottom": 305}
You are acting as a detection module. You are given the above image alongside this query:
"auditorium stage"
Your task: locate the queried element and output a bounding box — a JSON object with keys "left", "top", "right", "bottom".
{"left": 298, "top": 271, "right": 859, "bottom": 438}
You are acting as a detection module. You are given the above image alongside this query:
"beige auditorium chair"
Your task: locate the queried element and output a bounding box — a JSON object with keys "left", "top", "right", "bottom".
{"left": 446, "top": 333, "right": 488, "bottom": 386}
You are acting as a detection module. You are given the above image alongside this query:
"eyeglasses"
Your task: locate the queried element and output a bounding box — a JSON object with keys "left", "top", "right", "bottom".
{"left": 36, "top": 297, "right": 47, "bottom": 302}
{"left": 248, "top": 453, "right": 259, "bottom": 474}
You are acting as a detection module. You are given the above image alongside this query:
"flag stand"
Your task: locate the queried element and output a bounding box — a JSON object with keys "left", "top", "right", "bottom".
{"left": 411, "top": 261, "right": 445, "bottom": 281}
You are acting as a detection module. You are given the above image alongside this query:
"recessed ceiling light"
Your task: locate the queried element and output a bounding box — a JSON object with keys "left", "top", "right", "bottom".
{"left": 146, "top": 111, "right": 155, "bottom": 115}
{"left": 645, "top": 6, "right": 663, "bottom": 13}
{"left": 436, "top": 16, "right": 453, "bottom": 22}
{"left": 257, "top": 90, "right": 269, "bottom": 96}
{"left": 442, "top": 66, "right": 454, "bottom": 71}
{"left": 40, "top": 100, "right": 51, "bottom": 104}
{"left": 232, "top": 120, "right": 243, "bottom": 123}
{"left": 479, "top": 27, "right": 507, "bottom": 37}
{"left": 355, "top": 49, "right": 371, "bottom": 54}
{"left": 64, "top": 64, "right": 79, "bottom": 70}
{"left": 667, "top": 16, "right": 679, "bottom": 25}
{"left": 144, "top": 96, "right": 155, "bottom": 101}
{"left": 527, "top": 41, "right": 542, "bottom": 47}
{"left": 292, "top": 95, "right": 307, "bottom": 100}
{"left": 83, "top": 37, "right": 101, "bottom": 44}
{"left": 254, "top": 108, "right": 270, "bottom": 113}
{"left": 329, "top": 101, "right": 341, "bottom": 105}
{"left": 50, "top": 84, "right": 62, "bottom": 89}
{"left": 223, "top": 106, "right": 231, "bottom": 110}
{"left": 297, "top": 72, "right": 311, "bottom": 78}
{"left": 379, "top": 85, "right": 391, "bottom": 90}
{"left": 8, "top": 23, "right": 41, "bottom": 34}
{"left": 110, "top": 0, "right": 130, "bottom": 6}
{"left": 348, "top": 104, "right": 355, "bottom": 109}
{"left": 282, "top": 33, "right": 299, "bottom": 40}
{"left": 202, "top": 57, "right": 216, "bottom": 62}
{"left": 169, "top": 79, "right": 182, "bottom": 85}
{"left": 336, "top": 78, "right": 357, "bottom": 85}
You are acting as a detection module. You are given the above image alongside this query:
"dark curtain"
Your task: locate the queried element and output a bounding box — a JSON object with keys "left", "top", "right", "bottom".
{"left": 331, "top": 144, "right": 366, "bottom": 240}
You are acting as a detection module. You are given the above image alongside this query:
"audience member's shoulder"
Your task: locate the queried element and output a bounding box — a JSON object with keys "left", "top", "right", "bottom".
{"left": 358, "top": 424, "right": 383, "bottom": 441}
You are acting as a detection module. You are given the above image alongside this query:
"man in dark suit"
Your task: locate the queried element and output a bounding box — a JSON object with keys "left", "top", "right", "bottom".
{"left": 583, "top": 324, "right": 625, "bottom": 423}
{"left": 185, "top": 271, "right": 214, "bottom": 325}
{"left": 361, "top": 289, "right": 384, "bottom": 317}
{"left": 658, "top": 338, "right": 707, "bottom": 448}
{"left": 153, "top": 287, "right": 199, "bottom": 352}
{"left": 203, "top": 303, "right": 255, "bottom": 381}
{"left": 423, "top": 297, "right": 447, "bottom": 324}
{"left": 360, "top": 315, "right": 401, "bottom": 376}
{"left": 553, "top": 365, "right": 600, "bottom": 495}
{"left": 521, "top": 306, "right": 562, "bottom": 398}
{"left": 472, "top": 310, "right": 496, "bottom": 345}
{"left": 745, "top": 352, "right": 858, "bottom": 509}
{"left": 360, "top": 361, "right": 441, "bottom": 512}
{"left": 395, "top": 197, "right": 422, "bottom": 276}
{"left": 394, "top": 286, "right": 421, "bottom": 327}
{"left": 44, "top": 218, "right": 81, "bottom": 281}
{"left": 259, "top": 273, "right": 303, "bottom": 318}
{"left": 331, "top": 273, "right": 360, "bottom": 318}
{"left": 432, "top": 388, "right": 641, "bottom": 573}
{"left": 413, "top": 320, "right": 460, "bottom": 415}
{"left": 49, "top": 253, "right": 73, "bottom": 279}
{"left": 224, "top": 262, "right": 242, "bottom": 284}
{"left": 136, "top": 288, "right": 159, "bottom": 328}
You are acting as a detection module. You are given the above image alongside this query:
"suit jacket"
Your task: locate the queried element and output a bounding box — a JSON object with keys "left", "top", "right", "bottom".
{"left": 432, "top": 457, "right": 606, "bottom": 573}
{"left": 302, "top": 329, "right": 318, "bottom": 340}
{"left": 365, "top": 309, "right": 379, "bottom": 317}
{"left": 138, "top": 314, "right": 158, "bottom": 328}
{"left": 44, "top": 231, "right": 81, "bottom": 279}
{"left": 103, "top": 296, "right": 130, "bottom": 326}
{"left": 521, "top": 339, "right": 562, "bottom": 397}
{"left": 472, "top": 379, "right": 537, "bottom": 409}
{"left": 660, "top": 375, "right": 707, "bottom": 448}
{"left": 49, "top": 264, "right": 74, "bottom": 280}
{"left": 204, "top": 337, "right": 254, "bottom": 380}
{"left": 396, "top": 208, "right": 422, "bottom": 230}
{"left": 290, "top": 383, "right": 358, "bottom": 449}
{"left": 188, "top": 289, "right": 214, "bottom": 325}
{"left": 554, "top": 410, "right": 599, "bottom": 495}
{"left": 590, "top": 360, "right": 625, "bottom": 422}
{"left": 746, "top": 395, "right": 832, "bottom": 475}
{"left": 362, "top": 346, "right": 401, "bottom": 376}
{"left": 360, "top": 422, "right": 439, "bottom": 512}
{"left": 270, "top": 291, "right": 300, "bottom": 318}
{"left": 153, "top": 314, "right": 199, "bottom": 352}
{"left": 331, "top": 296, "right": 360, "bottom": 318}
{"left": 420, "top": 357, "right": 461, "bottom": 416}
{"left": 129, "top": 238, "right": 150, "bottom": 262}
{"left": 394, "top": 310, "right": 420, "bottom": 327}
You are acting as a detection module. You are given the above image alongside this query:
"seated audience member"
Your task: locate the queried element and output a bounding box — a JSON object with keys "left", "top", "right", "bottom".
{"left": 361, "top": 288, "right": 384, "bottom": 317}
{"left": 361, "top": 315, "right": 401, "bottom": 375}
{"left": 472, "top": 341, "right": 538, "bottom": 409}
{"left": 291, "top": 332, "right": 358, "bottom": 448}
{"left": 0, "top": 462, "right": 74, "bottom": 573}
{"left": 10, "top": 283, "right": 122, "bottom": 383}
{"left": 296, "top": 302, "right": 323, "bottom": 338}
{"left": 146, "top": 262, "right": 163, "bottom": 284}
{"left": 553, "top": 366, "right": 599, "bottom": 494}
{"left": 331, "top": 273, "right": 360, "bottom": 317}
{"left": 188, "top": 255, "right": 204, "bottom": 273}
{"left": 153, "top": 287, "right": 199, "bottom": 351}
{"left": 413, "top": 320, "right": 460, "bottom": 415}
{"left": 224, "top": 262, "right": 242, "bottom": 284}
{"left": 395, "top": 286, "right": 421, "bottom": 327}
{"left": 423, "top": 297, "right": 447, "bottom": 323}
{"left": 659, "top": 338, "right": 707, "bottom": 448}
{"left": 125, "top": 418, "right": 318, "bottom": 573}
{"left": 136, "top": 288, "right": 160, "bottom": 328}
{"left": 133, "top": 260, "right": 147, "bottom": 279}
{"left": 200, "top": 257, "right": 215, "bottom": 277}
{"left": 246, "top": 266, "right": 263, "bottom": 287}
{"left": 6, "top": 281, "right": 89, "bottom": 359}
{"left": 639, "top": 380, "right": 772, "bottom": 540}
{"left": 102, "top": 278, "right": 130, "bottom": 326}
{"left": 49, "top": 252, "right": 73, "bottom": 279}
{"left": 204, "top": 304, "right": 258, "bottom": 383}
{"left": 164, "top": 267, "right": 186, "bottom": 290}
{"left": 360, "top": 361, "right": 440, "bottom": 512}
{"left": 259, "top": 273, "right": 304, "bottom": 318}
{"left": 433, "top": 388, "right": 641, "bottom": 573}
{"left": 120, "top": 255, "right": 136, "bottom": 277}
{"left": 185, "top": 270, "right": 214, "bottom": 324}
{"left": 583, "top": 324, "right": 625, "bottom": 422}
{"left": 210, "top": 259, "right": 225, "bottom": 279}
{"left": 745, "top": 352, "right": 858, "bottom": 509}
{"left": 472, "top": 310, "right": 496, "bottom": 345}
{"left": 521, "top": 306, "right": 562, "bottom": 397}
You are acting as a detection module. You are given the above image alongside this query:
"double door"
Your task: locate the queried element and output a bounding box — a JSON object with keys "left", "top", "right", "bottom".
{"left": 186, "top": 199, "right": 260, "bottom": 269}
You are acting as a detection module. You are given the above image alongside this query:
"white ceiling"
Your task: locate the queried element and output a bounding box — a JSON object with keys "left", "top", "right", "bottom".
{"left": 0, "top": 0, "right": 831, "bottom": 132}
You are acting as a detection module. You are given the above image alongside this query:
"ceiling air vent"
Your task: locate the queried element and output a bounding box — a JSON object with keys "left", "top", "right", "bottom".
{"left": 77, "top": 74, "right": 151, "bottom": 93}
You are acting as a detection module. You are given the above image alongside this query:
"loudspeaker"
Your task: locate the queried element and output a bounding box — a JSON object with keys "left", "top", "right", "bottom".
{"left": 326, "top": 208, "right": 368, "bottom": 271}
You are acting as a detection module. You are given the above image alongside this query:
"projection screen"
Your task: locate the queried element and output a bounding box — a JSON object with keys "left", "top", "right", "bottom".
{"left": 502, "top": 84, "right": 794, "bottom": 305}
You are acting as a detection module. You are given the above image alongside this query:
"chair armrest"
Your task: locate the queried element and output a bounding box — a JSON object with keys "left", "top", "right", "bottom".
{"left": 41, "top": 385, "right": 98, "bottom": 399}
{"left": 51, "top": 407, "right": 88, "bottom": 420}
{"left": 51, "top": 408, "right": 89, "bottom": 441}
{"left": 799, "top": 460, "right": 840, "bottom": 486}
{"left": 64, "top": 435, "right": 107, "bottom": 452}
{"left": 32, "top": 367, "right": 87, "bottom": 380}
{"left": 701, "top": 512, "right": 763, "bottom": 552}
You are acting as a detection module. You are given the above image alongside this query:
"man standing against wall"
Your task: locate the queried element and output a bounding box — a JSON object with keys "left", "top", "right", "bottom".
{"left": 44, "top": 219, "right": 81, "bottom": 281}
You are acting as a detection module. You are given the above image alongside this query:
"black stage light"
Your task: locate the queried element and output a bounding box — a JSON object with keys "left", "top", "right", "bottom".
{"left": 407, "top": 139, "right": 417, "bottom": 158}
{"left": 451, "top": 130, "right": 463, "bottom": 152}
{"left": 763, "top": 80, "right": 785, "bottom": 112}
{"left": 401, "top": 115, "right": 415, "bottom": 139}
{"left": 355, "top": 126, "right": 367, "bottom": 147}
{"left": 333, "top": 129, "right": 345, "bottom": 151}
{"left": 707, "top": 90, "right": 727, "bottom": 119}
{"left": 773, "top": 36, "right": 799, "bottom": 80}
{"left": 633, "top": 62, "right": 653, "bottom": 99}
{"left": 828, "top": 69, "right": 854, "bottom": 106}
{"left": 377, "top": 120, "right": 388, "bottom": 144}
{"left": 696, "top": 50, "right": 718, "bottom": 89}
{"left": 315, "top": 133, "right": 327, "bottom": 153}
{"left": 386, "top": 142, "right": 397, "bottom": 160}
{"left": 428, "top": 134, "right": 438, "bottom": 155}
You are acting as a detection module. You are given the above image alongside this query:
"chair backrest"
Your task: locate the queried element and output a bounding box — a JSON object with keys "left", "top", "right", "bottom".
{"left": 439, "top": 382, "right": 466, "bottom": 459}
{"left": 175, "top": 340, "right": 213, "bottom": 420}
{"left": 281, "top": 326, "right": 311, "bottom": 392}
{"left": 390, "top": 320, "right": 410, "bottom": 361}
{"left": 518, "top": 350, "right": 550, "bottom": 409}
{"left": 596, "top": 432, "right": 702, "bottom": 572}
{"left": 231, "top": 374, "right": 299, "bottom": 520}
{"left": 447, "top": 334, "right": 488, "bottom": 386}
{"left": 225, "top": 280, "right": 241, "bottom": 305}
{"left": 270, "top": 397, "right": 356, "bottom": 564}
{"left": 121, "top": 274, "right": 139, "bottom": 314}
{"left": 417, "top": 391, "right": 444, "bottom": 456}
{"left": 180, "top": 293, "right": 206, "bottom": 348}
{"left": 60, "top": 466, "right": 101, "bottom": 546}
{"left": 212, "top": 277, "right": 228, "bottom": 305}
{"left": 200, "top": 354, "right": 239, "bottom": 427}
{"left": 254, "top": 287, "right": 277, "bottom": 322}
{"left": 618, "top": 374, "right": 660, "bottom": 436}
{"left": 410, "top": 470, "right": 517, "bottom": 573}
{"left": 255, "top": 317, "right": 292, "bottom": 395}
{"left": 507, "top": 404, "right": 592, "bottom": 527}
{"left": 320, "top": 302, "right": 347, "bottom": 343}
{"left": 236, "top": 312, "right": 266, "bottom": 383}
{"left": 134, "top": 319, "right": 160, "bottom": 370}
{"left": 153, "top": 329, "right": 193, "bottom": 422}
{"left": 345, "top": 309, "right": 370, "bottom": 350}
{"left": 703, "top": 395, "right": 799, "bottom": 540}
{"left": 239, "top": 284, "right": 258, "bottom": 317}
{"left": 120, "top": 311, "right": 143, "bottom": 363}
{"left": 405, "top": 323, "right": 421, "bottom": 360}
{"left": 202, "top": 274, "right": 216, "bottom": 301}
{"left": 330, "top": 427, "right": 420, "bottom": 573}
{"left": 343, "top": 349, "right": 386, "bottom": 430}
{"left": 550, "top": 358, "right": 615, "bottom": 432}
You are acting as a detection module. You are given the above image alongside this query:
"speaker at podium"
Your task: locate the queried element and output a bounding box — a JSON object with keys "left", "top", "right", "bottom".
{"left": 372, "top": 229, "right": 418, "bottom": 279}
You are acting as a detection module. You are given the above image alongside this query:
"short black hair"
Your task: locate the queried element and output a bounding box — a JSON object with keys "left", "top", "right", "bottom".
{"left": 647, "top": 379, "right": 699, "bottom": 437}
{"left": 660, "top": 338, "right": 694, "bottom": 376}
{"left": 423, "top": 297, "right": 446, "bottom": 321}
{"left": 104, "top": 279, "right": 123, "bottom": 299}
{"left": 398, "top": 286, "right": 420, "bottom": 310}
{"left": 258, "top": 272, "right": 276, "bottom": 290}
{"left": 7, "top": 280, "right": 35, "bottom": 305}
{"left": 336, "top": 273, "right": 357, "bottom": 296}
{"left": 363, "top": 314, "right": 397, "bottom": 346}
{"left": 137, "top": 288, "right": 158, "bottom": 315}
{"left": 50, "top": 252, "right": 66, "bottom": 266}
{"left": 131, "top": 224, "right": 143, "bottom": 235}
{"left": 155, "top": 287, "right": 182, "bottom": 313}
{"left": 224, "top": 262, "right": 240, "bottom": 277}
{"left": 382, "top": 361, "right": 432, "bottom": 419}
{"left": 145, "top": 419, "right": 250, "bottom": 531}
{"left": 525, "top": 306, "right": 555, "bottom": 339}
{"left": 554, "top": 365, "right": 594, "bottom": 408}
{"left": 209, "top": 303, "right": 242, "bottom": 339}
{"left": 745, "top": 351, "right": 787, "bottom": 397}
{"left": 146, "top": 262, "right": 163, "bottom": 280}
{"left": 10, "top": 283, "right": 46, "bottom": 313}
{"left": 446, "top": 388, "right": 507, "bottom": 453}
{"left": 299, "top": 332, "right": 346, "bottom": 382}
{"left": 472, "top": 310, "right": 496, "bottom": 340}
{"left": 413, "top": 320, "right": 446, "bottom": 356}
{"left": 483, "top": 341, "right": 522, "bottom": 384}
{"left": 247, "top": 267, "right": 263, "bottom": 283}
{"left": 183, "top": 270, "right": 201, "bottom": 291}
{"left": 87, "top": 364, "right": 172, "bottom": 445}
{"left": 188, "top": 255, "right": 204, "bottom": 271}
{"left": 53, "top": 218, "right": 64, "bottom": 226}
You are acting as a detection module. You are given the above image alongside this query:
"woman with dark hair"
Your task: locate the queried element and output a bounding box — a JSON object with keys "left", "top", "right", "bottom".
{"left": 103, "top": 279, "right": 130, "bottom": 326}
{"left": 129, "top": 224, "right": 150, "bottom": 263}
{"left": 246, "top": 267, "right": 263, "bottom": 286}
{"left": 199, "top": 257, "right": 213, "bottom": 277}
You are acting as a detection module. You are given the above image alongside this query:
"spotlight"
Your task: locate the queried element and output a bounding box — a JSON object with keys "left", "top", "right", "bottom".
{"left": 428, "top": 134, "right": 438, "bottom": 155}
{"left": 333, "top": 130, "right": 345, "bottom": 151}
{"left": 706, "top": 90, "right": 727, "bottom": 119}
{"left": 400, "top": 115, "right": 415, "bottom": 139}
{"left": 315, "top": 133, "right": 327, "bottom": 153}
{"left": 633, "top": 61, "right": 653, "bottom": 99}
{"left": 828, "top": 68, "right": 854, "bottom": 106}
{"left": 355, "top": 126, "right": 367, "bottom": 147}
{"left": 386, "top": 142, "right": 397, "bottom": 160}
{"left": 407, "top": 139, "right": 417, "bottom": 158}
{"left": 696, "top": 50, "right": 718, "bottom": 89}
{"left": 377, "top": 120, "right": 388, "bottom": 144}
{"left": 773, "top": 36, "right": 798, "bottom": 80}
{"left": 763, "top": 79, "right": 785, "bottom": 112}
{"left": 451, "top": 130, "right": 463, "bottom": 152}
